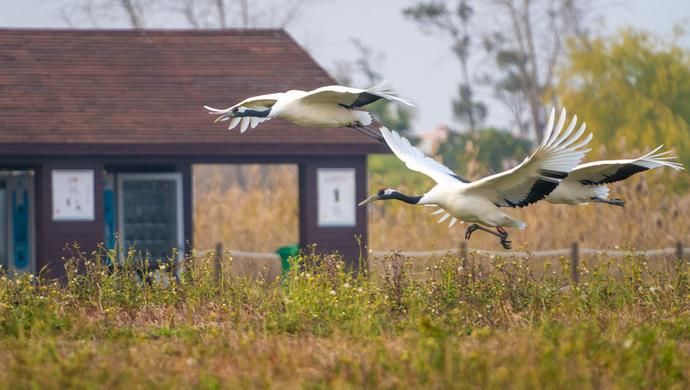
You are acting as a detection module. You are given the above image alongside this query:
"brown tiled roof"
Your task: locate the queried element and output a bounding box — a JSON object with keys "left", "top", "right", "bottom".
{"left": 0, "top": 29, "right": 386, "bottom": 156}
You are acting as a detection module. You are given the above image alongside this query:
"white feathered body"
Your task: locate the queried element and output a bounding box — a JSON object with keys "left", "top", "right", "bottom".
{"left": 205, "top": 84, "right": 405, "bottom": 133}
{"left": 421, "top": 184, "right": 528, "bottom": 229}
{"left": 272, "top": 90, "right": 372, "bottom": 127}
{"left": 369, "top": 108, "right": 592, "bottom": 234}
{"left": 545, "top": 181, "right": 609, "bottom": 205}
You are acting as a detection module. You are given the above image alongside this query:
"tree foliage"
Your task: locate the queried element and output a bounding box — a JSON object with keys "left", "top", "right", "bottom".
{"left": 333, "top": 39, "right": 414, "bottom": 136}
{"left": 404, "top": 1, "right": 486, "bottom": 132}
{"left": 558, "top": 30, "right": 690, "bottom": 169}
{"left": 404, "top": 0, "right": 592, "bottom": 139}
{"left": 437, "top": 128, "right": 532, "bottom": 178}
{"left": 61, "top": 0, "right": 323, "bottom": 29}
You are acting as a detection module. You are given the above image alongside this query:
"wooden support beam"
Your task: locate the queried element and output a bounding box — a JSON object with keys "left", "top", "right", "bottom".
{"left": 571, "top": 242, "right": 580, "bottom": 286}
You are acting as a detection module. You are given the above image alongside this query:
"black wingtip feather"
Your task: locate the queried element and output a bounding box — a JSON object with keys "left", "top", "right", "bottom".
{"left": 347, "top": 92, "right": 383, "bottom": 109}
{"left": 581, "top": 164, "right": 648, "bottom": 185}
{"left": 503, "top": 178, "right": 559, "bottom": 208}
{"left": 539, "top": 169, "right": 568, "bottom": 180}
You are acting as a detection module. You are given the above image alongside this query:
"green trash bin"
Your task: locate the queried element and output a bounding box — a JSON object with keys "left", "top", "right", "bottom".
{"left": 275, "top": 244, "right": 299, "bottom": 274}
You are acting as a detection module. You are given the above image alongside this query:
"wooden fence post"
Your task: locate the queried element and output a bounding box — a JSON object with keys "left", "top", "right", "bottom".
{"left": 570, "top": 241, "right": 580, "bottom": 286}
{"left": 460, "top": 241, "right": 468, "bottom": 269}
{"left": 676, "top": 241, "right": 684, "bottom": 262}
{"left": 214, "top": 242, "right": 223, "bottom": 286}
{"left": 459, "top": 241, "right": 469, "bottom": 284}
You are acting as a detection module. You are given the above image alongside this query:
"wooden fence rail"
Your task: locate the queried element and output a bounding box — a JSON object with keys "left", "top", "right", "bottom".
{"left": 199, "top": 242, "right": 687, "bottom": 262}
{"left": 201, "top": 241, "right": 686, "bottom": 286}
{"left": 368, "top": 243, "right": 687, "bottom": 259}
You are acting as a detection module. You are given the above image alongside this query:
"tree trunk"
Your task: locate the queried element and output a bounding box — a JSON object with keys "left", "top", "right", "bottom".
{"left": 120, "top": 0, "right": 144, "bottom": 29}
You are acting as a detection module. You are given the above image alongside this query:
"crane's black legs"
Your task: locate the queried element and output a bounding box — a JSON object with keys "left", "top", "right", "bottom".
{"left": 348, "top": 124, "right": 384, "bottom": 142}
{"left": 591, "top": 197, "right": 625, "bottom": 207}
{"left": 496, "top": 227, "right": 512, "bottom": 249}
{"left": 464, "top": 224, "right": 512, "bottom": 250}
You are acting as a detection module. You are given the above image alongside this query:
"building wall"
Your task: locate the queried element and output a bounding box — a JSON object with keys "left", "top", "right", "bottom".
{"left": 3, "top": 154, "right": 371, "bottom": 278}
{"left": 35, "top": 161, "right": 195, "bottom": 280}
{"left": 178, "top": 163, "right": 194, "bottom": 255}
{"left": 299, "top": 156, "right": 368, "bottom": 269}
{"left": 35, "top": 161, "right": 105, "bottom": 280}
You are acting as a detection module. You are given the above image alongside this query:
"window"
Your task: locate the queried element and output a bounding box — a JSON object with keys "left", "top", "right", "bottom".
{"left": 117, "top": 173, "right": 183, "bottom": 261}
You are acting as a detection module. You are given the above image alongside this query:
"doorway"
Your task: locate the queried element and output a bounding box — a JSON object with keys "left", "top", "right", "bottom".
{"left": 0, "top": 171, "right": 35, "bottom": 274}
{"left": 116, "top": 172, "right": 184, "bottom": 261}
{"left": 193, "top": 164, "right": 298, "bottom": 252}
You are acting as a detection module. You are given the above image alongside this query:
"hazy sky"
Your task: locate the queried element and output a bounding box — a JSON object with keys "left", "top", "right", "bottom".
{"left": 1, "top": 0, "right": 689, "bottom": 133}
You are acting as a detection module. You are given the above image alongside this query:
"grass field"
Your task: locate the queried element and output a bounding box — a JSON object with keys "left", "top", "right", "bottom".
{"left": 0, "top": 250, "right": 688, "bottom": 388}
{"left": 0, "top": 161, "right": 685, "bottom": 388}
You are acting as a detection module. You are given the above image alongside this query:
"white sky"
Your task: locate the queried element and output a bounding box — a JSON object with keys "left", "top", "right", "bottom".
{"left": 1, "top": 0, "right": 688, "bottom": 134}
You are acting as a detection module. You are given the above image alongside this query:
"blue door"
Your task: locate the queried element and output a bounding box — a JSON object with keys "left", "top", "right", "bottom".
{"left": 0, "top": 180, "right": 6, "bottom": 270}
{"left": 0, "top": 172, "right": 35, "bottom": 274}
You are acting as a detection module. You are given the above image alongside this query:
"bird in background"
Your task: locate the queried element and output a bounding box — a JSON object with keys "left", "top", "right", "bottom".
{"left": 204, "top": 84, "right": 413, "bottom": 141}
{"left": 545, "top": 145, "right": 684, "bottom": 206}
{"left": 358, "top": 108, "right": 592, "bottom": 249}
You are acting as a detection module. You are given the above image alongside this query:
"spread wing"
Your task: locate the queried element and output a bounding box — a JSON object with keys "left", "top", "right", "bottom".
{"left": 567, "top": 146, "right": 684, "bottom": 185}
{"left": 300, "top": 83, "right": 414, "bottom": 108}
{"left": 204, "top": 92, "right": 283, "bottom": 132}
{"left": 380, "top": 127, "right": 467, "bottom": 185}
{"left": 464, "top": 108, "right": 592, "bottom": 207}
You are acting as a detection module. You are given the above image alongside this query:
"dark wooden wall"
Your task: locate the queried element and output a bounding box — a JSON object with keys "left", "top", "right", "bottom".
{"left": 3, "top": 154, "right": 371, "bottom": 278}
{"left": 33, "top": 161, "right": 194, "bottom": 280}
{"left": 299, "top": 156, "right": 368, "bottom": 269}
{"left": 178, "top": 163, "right": 194, "bottom": 255}
{"left": 35, "top": 161, "right": 105, "bottom": 280}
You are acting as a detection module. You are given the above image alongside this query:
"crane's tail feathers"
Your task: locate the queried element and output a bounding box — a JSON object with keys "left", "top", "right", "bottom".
{"left": 367, "top": 82, "right": 414, "bottom": 107}
{"left": 354, "top": 111, "right": 373, "bottom": 126}
{"left": 589, "top": 186, "right": 610, "bottom": 201}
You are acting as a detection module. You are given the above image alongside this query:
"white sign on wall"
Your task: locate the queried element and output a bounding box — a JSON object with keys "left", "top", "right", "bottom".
{"left": 317, "top": 168, "right": 356, "bottom": 227}
{"left": 52, "top": 169, "right": 95, "bottom": 221}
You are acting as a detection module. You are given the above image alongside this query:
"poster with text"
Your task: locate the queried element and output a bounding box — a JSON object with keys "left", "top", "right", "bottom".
{"left": 52, "top": 169, "right": 95, "bottom": 221}
{"left": 317, "top": 168, "right": 356, "bottom": 227}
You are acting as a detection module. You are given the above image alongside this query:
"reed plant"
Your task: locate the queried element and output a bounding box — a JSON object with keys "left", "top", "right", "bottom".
{"left": 0, "top": 247, "right": 687, "bottom": 388}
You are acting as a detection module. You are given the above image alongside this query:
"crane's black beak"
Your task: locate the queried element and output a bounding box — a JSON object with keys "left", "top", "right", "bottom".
{"left": 358, "top": 193, "right": 381, "bottom": 206}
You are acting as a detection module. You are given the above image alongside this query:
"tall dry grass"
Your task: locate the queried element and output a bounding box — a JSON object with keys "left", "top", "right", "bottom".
{"left": 370, "top": 171, "right": 689, "bottom": 251}
{"left": 193, "top": 160, "right": 688, "bottom": 254}
{"left": 2, "top": 249, "right": 689, "bottom": 388}
{"left": 194, "top": 164, "right": 298, "bottom": 252}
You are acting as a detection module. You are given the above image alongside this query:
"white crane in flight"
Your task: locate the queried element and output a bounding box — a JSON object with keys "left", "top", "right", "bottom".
{"left": 204, "top": 84, "right": 413, "bottom": 141}
{"left": 359, "top": 108, "right": 592, "bottom": 249}
{"left": 545, "top": 146, "right": 684, "bottom": 206}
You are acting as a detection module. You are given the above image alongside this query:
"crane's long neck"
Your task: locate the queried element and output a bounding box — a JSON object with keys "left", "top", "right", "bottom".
{"left": 389, "top": 191, "right": 422, "bottom": 205}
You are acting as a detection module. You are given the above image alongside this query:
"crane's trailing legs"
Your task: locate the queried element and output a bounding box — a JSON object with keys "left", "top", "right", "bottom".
{"left": 348, "top": 123, "right": 384, "bottom": 142}
{"left": 464, "top": 224, "right": 512, "bottom": 249}
{"left": 591, "top": 197, "right": 625, "bottom": 207}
